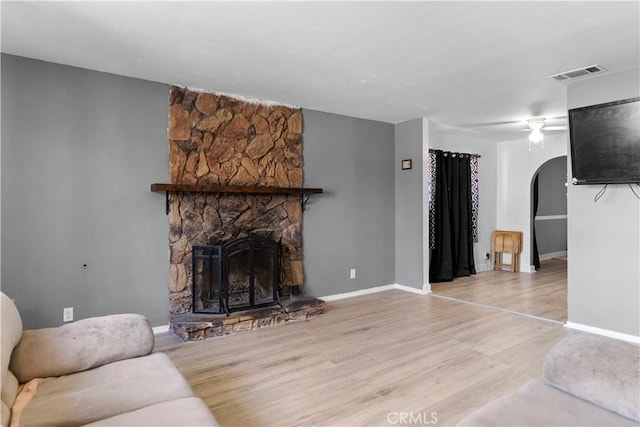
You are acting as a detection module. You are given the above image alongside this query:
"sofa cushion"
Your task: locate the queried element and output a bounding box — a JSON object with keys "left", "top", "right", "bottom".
{"left": 82, "top": 397, "right": 217, "bottom": 426}
{"left": 10, "top": 313, "right": 154, "bottom": 383}
{"left": 457, "top": 379, "right": 638, "bottom": 426}
{"left": 1, "top": 371, "right": 19, "bottom": 418}
{"left": 543, "top": 333, "right": 640, "bottom": 422}
{"left": 1, "top": 401, "right": 10, "bottom": 427}
{"left": 20, "top": 352, "right": 195, "bottom": 426}
{"left": 1, "top": 293, "right": 23, "bottom": 426}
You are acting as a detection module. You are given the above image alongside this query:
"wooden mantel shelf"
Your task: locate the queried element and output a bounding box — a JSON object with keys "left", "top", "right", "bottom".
{"left": 150, "top": 183, "right": 323, "bottom": 214}
{"left": 150, "top": 183, "right": 323, "bottom": 195}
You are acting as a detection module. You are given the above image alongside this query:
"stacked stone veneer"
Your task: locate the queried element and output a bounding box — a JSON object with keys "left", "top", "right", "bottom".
{"left": 167, "top": 86, "right": 305, "bottom": 315}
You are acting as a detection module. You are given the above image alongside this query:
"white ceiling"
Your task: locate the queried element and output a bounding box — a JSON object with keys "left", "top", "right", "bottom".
{"left": 2, "top": 1, "right": 639, "bottom": 139}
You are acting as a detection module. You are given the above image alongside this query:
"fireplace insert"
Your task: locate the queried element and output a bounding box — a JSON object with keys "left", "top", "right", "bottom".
{"left": 192, "top": 235, "right": 280, "bottom": 314}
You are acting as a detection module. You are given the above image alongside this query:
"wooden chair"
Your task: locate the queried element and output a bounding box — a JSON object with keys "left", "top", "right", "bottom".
{"left": 492, "top": 230, "right": 523, "bottom": 272}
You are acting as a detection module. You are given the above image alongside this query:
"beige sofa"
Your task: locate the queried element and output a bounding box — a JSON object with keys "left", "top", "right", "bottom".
{"left": 459, "top": 332, "right": 640, "bottom": 426}
{"left": 1, "top": 292, "right": 217, "bottom": 426}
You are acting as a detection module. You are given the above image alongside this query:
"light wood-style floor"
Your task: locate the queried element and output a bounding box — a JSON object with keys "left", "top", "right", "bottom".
{"left": 431, "top": 258, "right": 568, "bottom": 323}
{"left": 155, "top": 290, "right": 566, "bottom": 426}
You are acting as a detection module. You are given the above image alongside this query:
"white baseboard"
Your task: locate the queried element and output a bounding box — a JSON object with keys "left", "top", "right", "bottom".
{"left": 394, "top": 283, "right": 431, "bottom": 295}
{"left": 321, "top": 283, "right": 430, "bottom": 302}
{"left": 520, "top": 265, "right": 536, "bottom": 273}
{"left": 565, "top": 321, "right": 640, "bottom": 344}
{"left": 320, "top": 285, "right": 396, "bottom": 301}
{"left": 539, "top": 250, "right": 567, "bottom": 261}
{"left": 475, "top": 263, "right": 492, "bottom": 273}
{"left": 152, "top": 324, "right": 170, "bottom": 334}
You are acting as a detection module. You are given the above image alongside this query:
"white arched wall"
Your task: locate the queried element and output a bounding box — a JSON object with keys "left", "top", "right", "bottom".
{"left": 530, "top": 156, "right": 568, "bottom": 264}
{"left": 496, "top": 133, "right": 567, "bottom": 272}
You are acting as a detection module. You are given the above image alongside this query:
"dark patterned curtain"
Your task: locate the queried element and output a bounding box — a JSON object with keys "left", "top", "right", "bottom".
{"left": 428, "top": 150, "right": 479, "bottom": 282}
{"left": 532, "top": 174, "right": 541, "bottom": 270}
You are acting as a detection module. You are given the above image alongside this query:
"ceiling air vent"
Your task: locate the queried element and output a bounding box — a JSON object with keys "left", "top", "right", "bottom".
{"left": 548, "top": 65, "right": 607, "bottom": 82}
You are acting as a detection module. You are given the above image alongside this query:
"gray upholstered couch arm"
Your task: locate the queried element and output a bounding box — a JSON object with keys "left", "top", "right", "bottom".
{"left": 543, "top": 333, "right": 640, "bottom": 423}
{"left": 9, "top": 314, "right": 155, "bottom": 383}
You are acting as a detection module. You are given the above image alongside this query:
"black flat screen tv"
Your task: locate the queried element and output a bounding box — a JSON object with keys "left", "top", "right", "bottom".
{"left": 568, "top": 96, "right": 640, "bottom": 185}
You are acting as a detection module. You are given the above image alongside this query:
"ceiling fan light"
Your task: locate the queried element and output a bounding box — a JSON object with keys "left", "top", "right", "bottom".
{"left": 529, "top": 127, "right": 544, "bottom": 143}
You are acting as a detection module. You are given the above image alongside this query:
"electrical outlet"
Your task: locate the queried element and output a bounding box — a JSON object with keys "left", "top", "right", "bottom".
{"left": 63, "top": 307, "right": 74, "bottom": 322}
{"left": 350, "top": 268, "right": 356, "bottom": 279}
{"left": 484, "top": 252, "right": 490, "bottom": 260}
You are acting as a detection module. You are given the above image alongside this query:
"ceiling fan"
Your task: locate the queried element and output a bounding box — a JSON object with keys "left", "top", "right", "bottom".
{"left": 456, "top": 115, "right": 568, "bottom": 137}
{"left": 521, "top": 116, "right": 568, "bottom": 151}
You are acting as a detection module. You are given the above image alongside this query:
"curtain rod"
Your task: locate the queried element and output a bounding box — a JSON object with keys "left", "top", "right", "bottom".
{"left": 429, "top": 149, "right": 481, "bottom": 158}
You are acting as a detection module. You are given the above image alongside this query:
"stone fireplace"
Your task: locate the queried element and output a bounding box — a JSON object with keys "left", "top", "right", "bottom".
{"left": 163, "top": 86, "right": 324, "bottom": 340}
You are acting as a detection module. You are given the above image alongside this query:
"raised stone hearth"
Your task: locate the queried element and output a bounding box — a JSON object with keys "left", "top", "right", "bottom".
{"left": 170, "top": 296, "right": 325, "bottom": 341}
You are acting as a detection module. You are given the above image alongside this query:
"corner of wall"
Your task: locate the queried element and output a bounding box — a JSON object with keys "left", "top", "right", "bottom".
{"left": 393, "top": 118, "right": 427, "bottom": 290}
{"left": 421, "top": 118, "right": 430, "bottom": 291}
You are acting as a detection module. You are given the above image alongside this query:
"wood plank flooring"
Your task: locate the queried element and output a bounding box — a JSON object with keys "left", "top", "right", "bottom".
{"left": 431, "top": 259, "right": 567, "bottom": 323}
{"left": 155, "top": 290, "right": 566, "bottom": 426}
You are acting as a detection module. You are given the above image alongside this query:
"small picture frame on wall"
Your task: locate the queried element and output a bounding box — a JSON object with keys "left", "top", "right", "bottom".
{"left": 401, "top": 159, "right": 412, "bottom": 170}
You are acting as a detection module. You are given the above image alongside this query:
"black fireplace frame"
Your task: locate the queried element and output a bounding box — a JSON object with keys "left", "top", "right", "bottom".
{"left": 192, "top": 235, "right": 281, "bottom": 315}
{"left": 191, "top": 245, "right": 224, "bottom": 314}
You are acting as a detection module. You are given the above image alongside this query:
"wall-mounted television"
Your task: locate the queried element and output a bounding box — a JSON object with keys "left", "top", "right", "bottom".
{"left": 569, "top": 96, "right": 640, "bottom": 185}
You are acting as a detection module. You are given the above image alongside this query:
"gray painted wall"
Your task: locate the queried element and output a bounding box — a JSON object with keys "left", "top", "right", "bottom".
{"left": 535, "top": 220, "right": 567, "bottom": 256}
{"left": 394, "top": 119, "right": 424, "bottom": 289}
{"left": 534, "top": 156, "right": 567, "bottom": 257}
{"left": 567, "top": 68, "right": 640, "bottom": 337}
{"left": 302, "top": 109, "right": 395, "bottom": 297}
{"left": 1, "top": 56, "right": 398, "bottom": 328}
{"left": 537, "top": 157, "right": 567, "bottom": 216}
{"left": 1, "top": 55, "right": 170, "bottom": 328}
